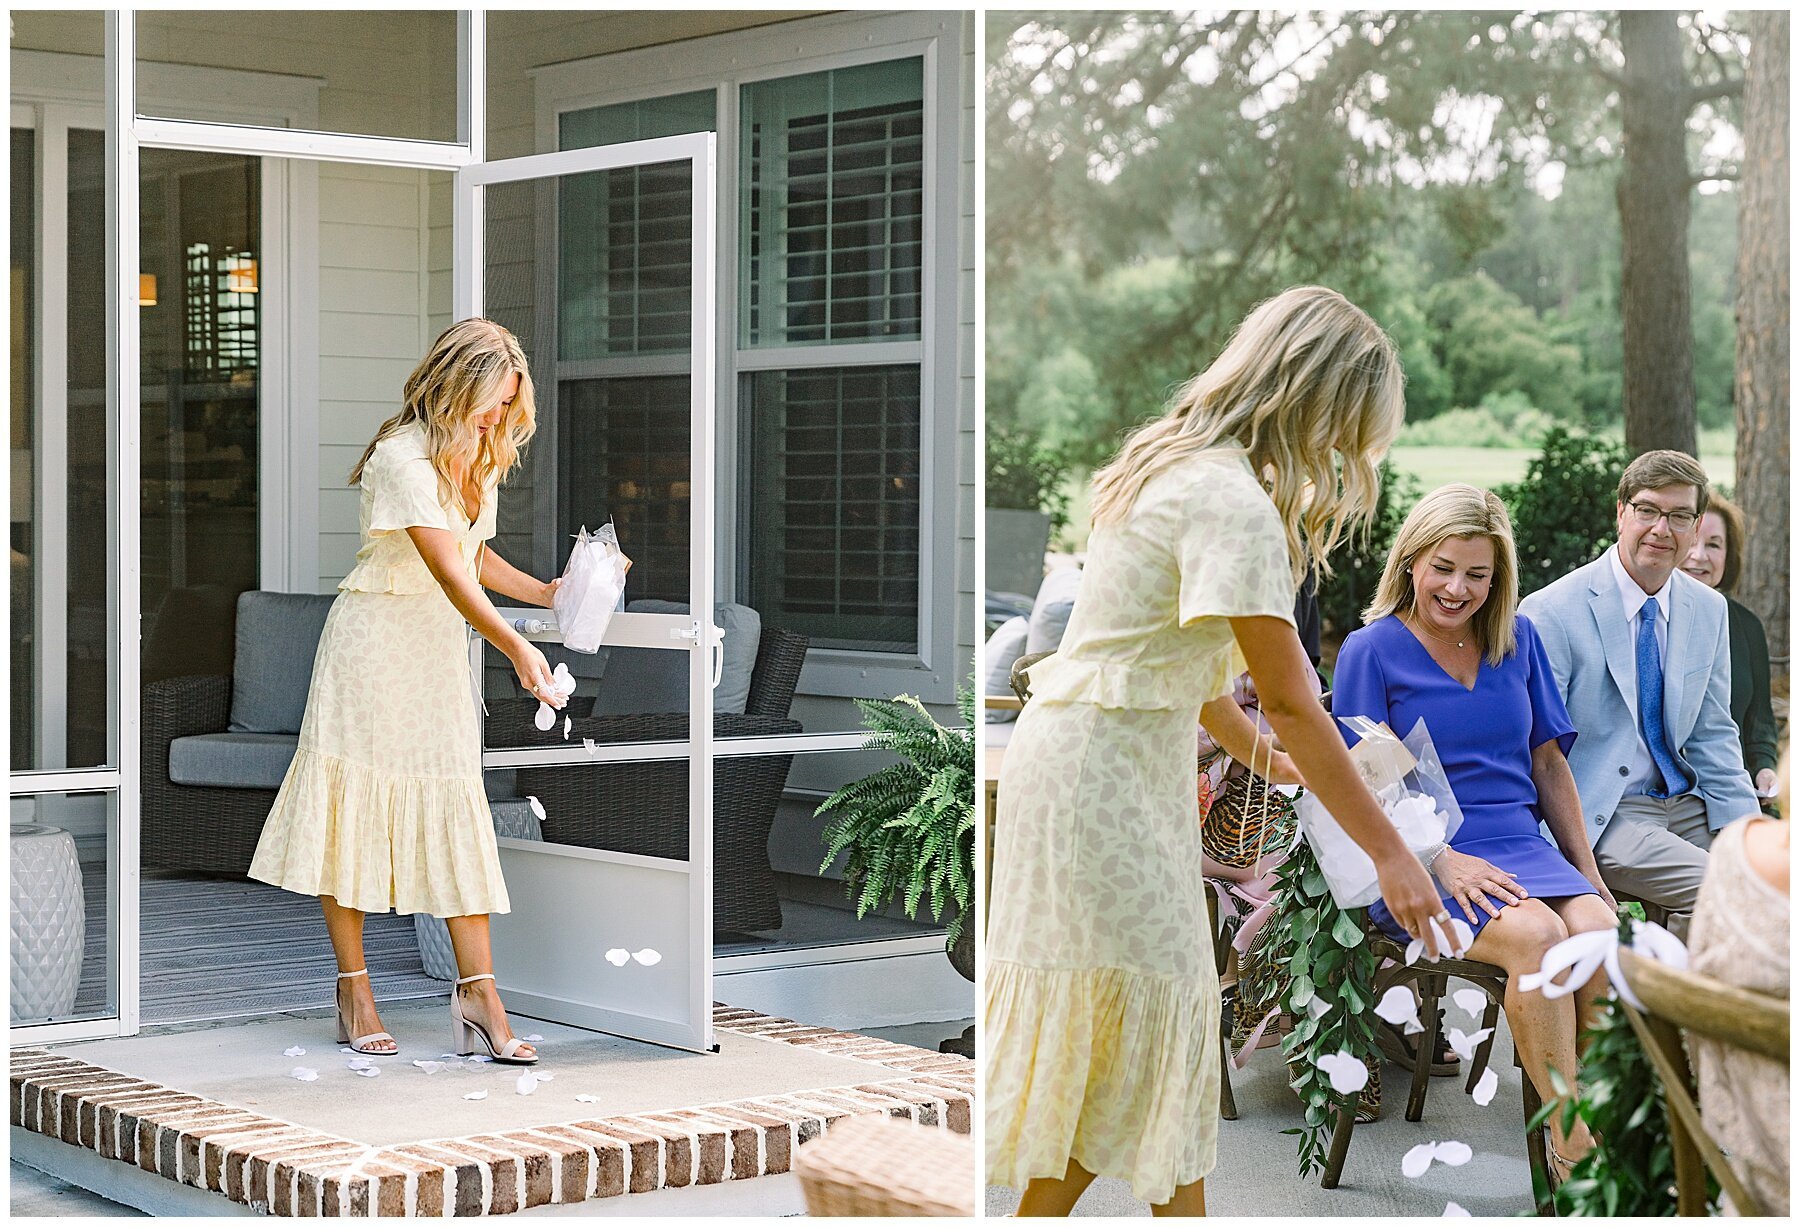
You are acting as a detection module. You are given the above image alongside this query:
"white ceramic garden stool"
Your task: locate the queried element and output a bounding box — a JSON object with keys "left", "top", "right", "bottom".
{"left": 10, "top": 823, "right": 86, "bottom": 1023}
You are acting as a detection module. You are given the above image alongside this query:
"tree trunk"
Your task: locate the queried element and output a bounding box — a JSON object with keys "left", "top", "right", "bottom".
{"left": 1734, "top": 12, "right": 1789, "bottom": 668}
{"left": 1617, "top": 11, "right": 1698, "bottom": 457}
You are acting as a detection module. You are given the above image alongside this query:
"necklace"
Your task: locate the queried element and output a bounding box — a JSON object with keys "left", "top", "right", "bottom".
{"left": 1407, "top": 612, "right": 1470, "bottom": 651}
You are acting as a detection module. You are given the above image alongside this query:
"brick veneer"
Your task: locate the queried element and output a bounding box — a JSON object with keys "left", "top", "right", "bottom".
{"left": 10, "top": 1004, "right": 975, "bottom": 1216}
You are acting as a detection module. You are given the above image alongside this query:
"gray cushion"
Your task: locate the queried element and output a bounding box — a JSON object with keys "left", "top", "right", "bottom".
{"left": 483, "top": 768, "right": 519, "bottom": 801}
{"left": 1025, "top": 565, "right": 1083, "bottom": 656}
{"left": 591, "top": 601, "right": 762, "bottom": 716}
{"left": 229, "top": 591, "right": 337, "bottom": 734}
{"left": 983, "top": 616, "right": 1029, "bottom": 723}
{"left": 487, "top": 798, "right": 543, "bottom": 841}
{"left": 168, "top": 732, "right": 299, "bottom": 790}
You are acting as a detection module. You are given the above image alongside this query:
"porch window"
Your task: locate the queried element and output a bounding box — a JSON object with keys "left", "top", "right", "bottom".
{"left": 557, "top": 56, "right": 927, "bottom": 656}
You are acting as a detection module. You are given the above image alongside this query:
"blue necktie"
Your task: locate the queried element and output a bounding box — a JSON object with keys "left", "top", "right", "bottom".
{"left": 1637, "top": 596, "right": 1689, "bottom": 798}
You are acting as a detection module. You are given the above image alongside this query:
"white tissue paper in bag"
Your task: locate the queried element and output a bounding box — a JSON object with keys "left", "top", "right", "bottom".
{"left": 553, "top": 523, "right": 630, "bottom": 654}
{"left": 1297, "top": 717, "right": 1464, "bottom": 909}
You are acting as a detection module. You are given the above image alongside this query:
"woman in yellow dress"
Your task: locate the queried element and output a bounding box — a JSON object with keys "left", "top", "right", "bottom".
{"left": 250, "top": 318, "right": 566, "bottom": 1065}
{"left": 984, "top": 286, "right": 1447, "bottom": 1214}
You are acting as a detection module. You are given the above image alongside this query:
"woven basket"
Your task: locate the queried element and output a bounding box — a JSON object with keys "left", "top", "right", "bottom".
{"left": 794, "top": 1113, "right": 976, "bottom": 1217}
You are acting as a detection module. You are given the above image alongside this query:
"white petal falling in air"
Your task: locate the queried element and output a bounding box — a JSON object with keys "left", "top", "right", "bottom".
{"left": 583, "top": 738, "right": 599, "bottom": 756}
{"left": 575, "top": 1094, "right": 598, "bottom": 1104}
{"left": 283, "top": 1046, "right": 307, "bottom": 1057}
{"left": 604, "top": 948, "right": 630, "bottom": 967}
{"left": 516, "top": 1072, "right": 539, "bottom": 1096}
{"left": 534, "top": 702, "right": 556, "bottom": 731}
{"left": 1316, "top": 1050, "right": 1369, "bottom": 1095}
{"left": 291, "top": 1067, "right": 319, "bottom": 1082}
{"left": 1445, "top": 1027, "right": 1494, "bottom": 1063}
{"left": 1405, "top": 938, "right": 1426, "bottom": 966}
{"left": 1447, "top": 918, "right": 1475, "bottom": 957}
{"left": 563, "top": 716, "right": 572, "bottom": 740}
{"left": 1452, "top": 988, "right": 1488, "bottom": 1020}
{"left": 1306, "top": 994, "right": 1332, "bottom": 1020}
{"left": 1472, "top": 1068, "right": 1499, "bottom": 1107}
{"left": 1402, "top": 1142, "right": 1437, "bottom": 1179}
{"left": 1444, "top": 1202, "right": 1472, "bottom": 1217}
{"left": 1435, "top": 1140, "right": 1473, "bottom": 1167}
{"left": 1374, "top": 985, "right": 1422, "bottom": 1030}
{"left": 353, "top": 1066, "right": 380, "bottom": 1078}
{"left": 631, "top": 949, "right": 662, "bottom": 966}
{"left": 527, "top": 796, "right": 546, "bottom": 822}
{"left": 462, "top": 1090, "right": 488, "bottom": 1101}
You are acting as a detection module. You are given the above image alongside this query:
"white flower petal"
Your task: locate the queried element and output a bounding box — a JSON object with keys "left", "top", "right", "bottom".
{"left": 534, "top": 702, "right": 555, "bottom": 731}
{"left": 283, "top": 1045, "right": 307, "bottom": 1057}
{"left": 1435, "top": 1140, "right": 1474, "bottom": 1167}
{"left": 605, "top": 948, "right": 630, "bottom": 967}
{"left": 582, "top": 737, "right": 599, "bottom": 756}
{"left": 1406, "top": 939, "right": 1426, "bottom": 966}
{"left": 1375, "top": 985, "right": 1422, "bottom": 1029}
{"left": 353, "top": 1066, "right": 380, "bottom": 1078}
{"left": 1448, "top": 918, "right": 1475, "bottom": 957}
{"left": 463, "top": 1090, "right": 488, "bottom": 1101}
{"left": 562, "top": 716, "right": 572, "bottom": 740}
{"left": 412, "top": 1060, "right": 446, "bottom": 1075}
{"left": 1306, "top": 995, "right": 1331, "bottom": 1020}
{"left": 291, "top": 1067, "right": 319, "bottom": 1082}
{"left": 552, "top": 662, "right": 573, "bottom": 689}
{"left": 527, "top": 795, "right": 546, "bottom": 822}
{"left": 575, "top": 1094, "right": 598, "bottom": 1104}
{"left": 1402, "top": 1142, "right": 1437, "bottom": 1179}
{"left": 1444, "top": 1201, "right": 1471, "bottom": 1216}
{"left": 1317, "top": 1050, "right": 1370, "bottom": 1095}
{"left": 631, "top": 948, "right": 662, "bottom": 966}
{"left": 1445, "top": 1027, "right": 1493, "bottom": 1063}
{"left": 467, "top": 1055, "right": 492, "bottom": 1064}
{"left": 1472, "top": 1068, "right": 1499, "bottom": 1107}
{"left": 346, "top": 1056, "right": 374, "bottom": 1070}
{"left": 516, "top": 1072, "right": 539, "bottom": 1096}
{"left": 523, "top": 1034, "right": 544, "bottom": 1043}
{"left": 1452, "top": 988, "right": 1488, "bottom": 1019}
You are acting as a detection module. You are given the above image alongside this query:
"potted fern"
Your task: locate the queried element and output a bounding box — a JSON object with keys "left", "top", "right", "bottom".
{"left": 816, "top": 685, "right": 977, "bottom": 986}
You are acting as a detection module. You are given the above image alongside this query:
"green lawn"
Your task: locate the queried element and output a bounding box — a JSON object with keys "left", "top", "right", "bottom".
{"left": 1390, "top": 443, "right": 1737, "bottom": 496}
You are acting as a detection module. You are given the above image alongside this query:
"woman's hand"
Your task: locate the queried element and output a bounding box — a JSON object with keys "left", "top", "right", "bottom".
{"left": 510, "top": 642, "right": 565, "bottom": 708}
{"left": 1433, "top": 849, "right": 1527, "bottom": 922}
{"left": 539, "top": 577, "right": 562, "bottom": 609}
{"left": 1375, "top": 852, "right": 1449, "bottom": 957}
{"left": 1257, "top": 749, "right": 1304, "bottom": 787}
{"left": 1754, "top": 767, "right": 1779, "bottom": 798}
{"left": 1582, "top": 868, "right": 1620, "bottom": 914}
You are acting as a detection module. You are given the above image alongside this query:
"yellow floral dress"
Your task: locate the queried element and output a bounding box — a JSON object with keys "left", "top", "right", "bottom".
{"left": 249, "top": 423, "right": 509, "bottom": 917}
{"left": 983, "top": 448, "right": 1296, "bottom": 1203}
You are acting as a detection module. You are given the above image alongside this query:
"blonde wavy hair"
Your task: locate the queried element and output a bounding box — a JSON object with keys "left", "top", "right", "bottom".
{"left": 348, "top": 318, "right": 537, "bottom": 503}
{"left": 1088, "top": 285, "right": 1405, "bottom": 584}
{"left": 1364, "top": 483, "right": 1519, "bottom": 665}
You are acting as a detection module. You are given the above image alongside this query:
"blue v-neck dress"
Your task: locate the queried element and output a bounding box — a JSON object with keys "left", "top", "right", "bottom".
{"left": 1332, "top": 613, "right": 1597, "bottom": 941}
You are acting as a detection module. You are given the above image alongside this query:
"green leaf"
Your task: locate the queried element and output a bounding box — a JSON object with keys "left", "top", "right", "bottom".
{"left": 1330, "top": 911, "right": 1365, "bottom": 947}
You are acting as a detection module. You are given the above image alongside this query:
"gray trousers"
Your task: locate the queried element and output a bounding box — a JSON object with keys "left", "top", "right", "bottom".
{"left": 1592, "top": 793, "right": 1713, "bottom": 938}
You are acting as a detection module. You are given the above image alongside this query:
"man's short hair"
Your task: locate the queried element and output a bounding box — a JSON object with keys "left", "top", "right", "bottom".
{"left": 1617, "top": 449, "right": 1710, "bottom": 516}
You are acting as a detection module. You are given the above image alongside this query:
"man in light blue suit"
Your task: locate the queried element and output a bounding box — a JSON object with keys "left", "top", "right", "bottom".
{"left": 1519, "top": 450, "right": 1757, "bottom": 935}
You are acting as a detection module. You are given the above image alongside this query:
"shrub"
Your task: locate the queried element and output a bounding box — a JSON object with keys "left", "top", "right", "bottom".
{"left": 987, "top": 420, "right": 1075, "bottom": 537}
{"left": 1318, "top": 460, "right": 1421, "bottom": 646}
{"left": 1499, "top": 426, "right": 1627, "bottom": 597}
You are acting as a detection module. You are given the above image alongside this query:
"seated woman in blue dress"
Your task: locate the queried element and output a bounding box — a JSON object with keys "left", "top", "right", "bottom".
{"left": 1333, "top": 483, "right": 1619, "bottom": 1180}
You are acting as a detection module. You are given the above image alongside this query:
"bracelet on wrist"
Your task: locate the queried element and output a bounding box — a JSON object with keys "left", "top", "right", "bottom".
{"left": 1419, "top": 841, "right": 1450, "bottom": 873}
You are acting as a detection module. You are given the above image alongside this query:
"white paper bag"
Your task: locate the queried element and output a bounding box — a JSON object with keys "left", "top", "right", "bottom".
{"left": 1297, "top": 716, "right": 1464, "bottom": 908}
{"left": 553, "top": 523, "right": 630, "bottom": 654}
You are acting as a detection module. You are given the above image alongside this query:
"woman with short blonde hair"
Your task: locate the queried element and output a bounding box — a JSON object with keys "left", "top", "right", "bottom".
{"left": 986, "top": 286, "right": 1444, "bottom": 1215}
{"left": 1333, "top": 482, "right": 1619, "bottom": 1182}
{"left": 251, "top": 318, "right": 566, "bottom": 1065}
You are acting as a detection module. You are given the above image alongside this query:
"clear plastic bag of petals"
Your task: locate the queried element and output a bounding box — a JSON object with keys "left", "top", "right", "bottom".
{"left": 1297, "top": 717, "right": 1464, "bottom": 908}
{"left": 552, "top": 522, "right": 630, "bottom": 654}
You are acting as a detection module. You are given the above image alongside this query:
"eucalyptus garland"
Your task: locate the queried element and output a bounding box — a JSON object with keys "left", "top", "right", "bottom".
{"left": 1264, "top": 838, "right": 1384, "bottom": 1176}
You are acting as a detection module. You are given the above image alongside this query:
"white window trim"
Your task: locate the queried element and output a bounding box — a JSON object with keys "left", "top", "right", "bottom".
{"left": 10, "top": 49, "right": 323, "bottom": 596}
{"left": 532, "top": 11, "right": 965, "bottom": 705}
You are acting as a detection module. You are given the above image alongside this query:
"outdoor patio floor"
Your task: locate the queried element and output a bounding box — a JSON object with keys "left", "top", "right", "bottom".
{"left": 988, "top": 975, "right": 1540, "bottom": 1217}
{"left": 13, "top": 1002, "right": 974, "bottom": 1216}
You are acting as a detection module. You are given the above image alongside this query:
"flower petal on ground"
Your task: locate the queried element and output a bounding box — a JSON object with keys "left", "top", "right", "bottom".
{"left": 347, "top": 1056, "right": 373, "bottom": 1070}
{"left": 462, "top": 1090, "right": 487, "bottom": 1101}
{"left": 283, "top": 1046, "right": 306, "bottom": 1057}
{"left": 353, "top": 1066, "right": 380, "bottom": 1078}
{"left": 412, "top": 1060, "right": 447, "bottom": 1075}
{"left": 1402, "top": 1142, "right": 1437, "bottom": 1179}
{"left": 1452, "top": 988, "right": 1487, "bottom": 1019}
{"left": 1375, "top": 985, "right": 1422, "bottom": 1030}
{"left": 291, "top": 1067, "right": 319, "bottom": 1082}
{"left": 1445, "top": 1202, "right": 1471, "bottom": 1216}
{"left": 1472, "top": 1068, "right": 1498, "bottom": 1107}
{"left": 523, "top": 1034, "right": 544, "bottom": 1043}
{"left": 575, "top": 1094, "right": 598, "bottom": 1103}
{"left": 516, "top": 1072, "right": 539, "bottom": 1095}
{"left": 1317, "top": 1050, "right": 1370, "bottom": 1095}
{"left": 1435, "top": 1140, "right": 1473, "bottom": 1166}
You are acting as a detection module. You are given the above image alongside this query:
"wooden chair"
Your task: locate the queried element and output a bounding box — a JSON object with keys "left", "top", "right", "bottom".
{"left": 1614, "top": 947, "right": 1790, "bottom": 1216}
{"left": 1321, "top": 928, "right": 1553, "bottom": 1212}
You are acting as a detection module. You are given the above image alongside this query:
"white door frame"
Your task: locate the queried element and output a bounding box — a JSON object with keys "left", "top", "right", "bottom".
{"left": 455, "top": 132, "right": 720, "bottom": 1053}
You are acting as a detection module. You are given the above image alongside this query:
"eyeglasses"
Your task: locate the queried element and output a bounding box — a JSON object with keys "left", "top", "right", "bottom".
{"left": 1626, "top": 500, "right": 1699, "bottom": 531}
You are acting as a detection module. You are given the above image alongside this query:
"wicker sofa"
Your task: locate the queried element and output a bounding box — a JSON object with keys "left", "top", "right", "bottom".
{"left": 142, "top": 589, "right": 808, "bottom": 934}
